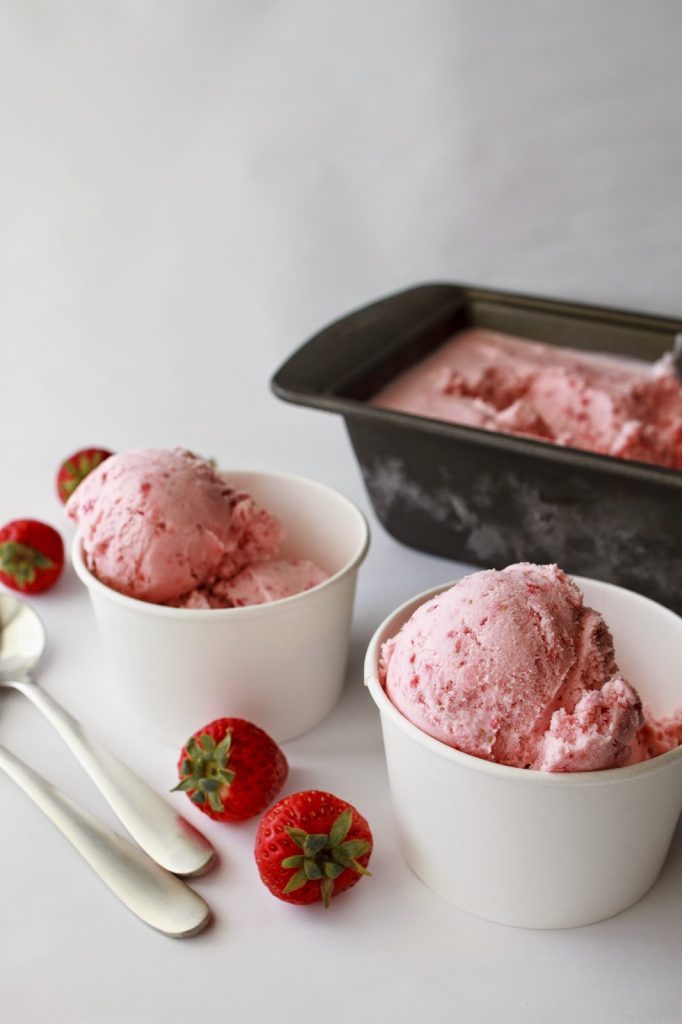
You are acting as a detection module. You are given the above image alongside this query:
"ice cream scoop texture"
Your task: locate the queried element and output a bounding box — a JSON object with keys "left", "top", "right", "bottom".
{"left": 67, "top": 448, "right": 328, "bottom": 608}
{"left": 380, "top": 564, "right": 661, "bottom": 772}
{"left": 372, "top": 329, "right": 682, "bottom": 470}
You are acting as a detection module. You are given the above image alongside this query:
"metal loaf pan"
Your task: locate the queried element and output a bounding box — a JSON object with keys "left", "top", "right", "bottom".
{"left": 271, "top": 283, "right": 682, "bottom": 613}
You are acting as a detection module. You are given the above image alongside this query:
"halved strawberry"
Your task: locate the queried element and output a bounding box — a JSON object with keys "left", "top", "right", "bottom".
{"left": 0, "top": 519, "right": 64, "bottom": 594}
{"left": 56, "top": 447, "right": 113, "bottom": 503}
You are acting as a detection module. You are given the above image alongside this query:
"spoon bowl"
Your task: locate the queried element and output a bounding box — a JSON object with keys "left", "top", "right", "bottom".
{"left": 0, "top": 594, "right": 46, "bottom": 679}
{"left": 0, "top": 593, "right": 215, "bottom": 877}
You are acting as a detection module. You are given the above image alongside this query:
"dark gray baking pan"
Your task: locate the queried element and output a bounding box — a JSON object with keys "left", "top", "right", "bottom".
{"left": 271, "top": 283, "right": 682, "bottom": 613}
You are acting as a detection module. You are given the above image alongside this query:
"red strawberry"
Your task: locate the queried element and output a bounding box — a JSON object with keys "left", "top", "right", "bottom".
{"left": 254, "top": 790, "right": 373, "bottom": 908}
{"left": 173, "top": 718, "right": 288, "bottom": 822}
{"left": 0, "top": 519, "right": 64, "bottom": 594}
{"left": 56, "top": 447, "right": 113, "bottom": 503}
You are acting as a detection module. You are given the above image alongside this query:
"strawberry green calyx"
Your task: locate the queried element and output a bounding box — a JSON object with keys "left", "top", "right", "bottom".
{"left": 60, "top": 451, "right": 110, "bottom": 497}
{"left": 282, "top": 809, "right": 372, "bottom": 908}
{"left": 0, "top": 541, "right": 54, "bottom": 588}
{"left": 172, "top": 731, "right": 236, "bottom": 813}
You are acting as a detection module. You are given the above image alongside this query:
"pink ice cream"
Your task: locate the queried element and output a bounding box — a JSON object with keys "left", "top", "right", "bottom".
{"left": 372, "top": 329, "right": 682, "bottom": 471}
{"left": 175, "top": 559, "right": 329, "bottom": 609}
{"left": 67, "top": 448, "right": 329, "bottom": 608}
{"left": 380, "top": 563, "right": 682, "bottom": 772}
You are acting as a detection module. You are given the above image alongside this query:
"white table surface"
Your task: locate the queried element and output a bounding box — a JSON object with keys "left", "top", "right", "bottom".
{"left": 1, "top": 3, "right": 681, "bottom": 1022}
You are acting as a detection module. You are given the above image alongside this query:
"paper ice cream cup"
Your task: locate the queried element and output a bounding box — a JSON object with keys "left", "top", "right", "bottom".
{"left": 365, "top": 576, "right": 682, "bottom": 929}
{"left": 73, "top": 470, "right": 369, "bottom": 746}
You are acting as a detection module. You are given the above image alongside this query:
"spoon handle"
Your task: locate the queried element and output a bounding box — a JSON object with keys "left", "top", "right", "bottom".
{"left": 7, "top": 678, "right": 214, "bottom": 877}
{"left": 0, "top": 744, "right": 210, "bottom": 937}
{"left": 673, "top": 334, "right": 682, "bottom": 381}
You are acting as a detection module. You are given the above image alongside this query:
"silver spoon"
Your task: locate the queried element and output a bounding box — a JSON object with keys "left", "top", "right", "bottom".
{"left": 0, "top": 594, "right": 215, "bottom": 877}
{"left": 0, "top": 744, "right": 211, "bottom": 937}
{"left": 673, "top": 334, "right": 682, "bottom": 380}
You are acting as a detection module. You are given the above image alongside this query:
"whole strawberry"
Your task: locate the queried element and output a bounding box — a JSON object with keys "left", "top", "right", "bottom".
{"left": 255, "top": 790, "right": 372, "bottom": 908}
{"left": 0, "top": 519, "right": 64, "bottom": 594}
{"left": 173, "top": 718, "right": 288, "bottom": 822}
{"left": 56, "top": 447, "right": 113, "bottom": 504}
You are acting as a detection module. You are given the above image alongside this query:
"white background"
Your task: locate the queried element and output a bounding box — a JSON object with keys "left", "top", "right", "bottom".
{"left": 1, "top": 2, "right": 681, "bottom": 1022}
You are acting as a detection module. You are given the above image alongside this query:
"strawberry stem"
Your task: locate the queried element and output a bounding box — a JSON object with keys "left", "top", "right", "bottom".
{"left": 282, "top": 810, "right": 372, "bottom": 906}
{"left": 0, "top": 541, "right": 54, "bottom": 587}
{"left": 172, "top": 729, "right": 236, "bottom": 812}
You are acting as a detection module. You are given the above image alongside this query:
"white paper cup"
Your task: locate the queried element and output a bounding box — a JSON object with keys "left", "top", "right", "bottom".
{"left": 365, "top": 576, "right": 682, "bottom": 929}
{"left": 73, "top": 470, "right": 369, "bottom": 746}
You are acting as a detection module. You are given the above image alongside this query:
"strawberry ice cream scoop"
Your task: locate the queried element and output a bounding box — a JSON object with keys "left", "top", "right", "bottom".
{"left": 171, "top": 559, "right": 329, "bottom": 609}
{"left": 380, "top": 564, "right": 652, "bottom": 772}
{"left": 67, "top": 448, "right": 283, "bottom": 604}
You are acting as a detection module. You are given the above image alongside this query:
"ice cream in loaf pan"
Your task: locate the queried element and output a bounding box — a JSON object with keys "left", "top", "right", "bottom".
{"left": 372, "top": 328, "right": 682, "bottom": 471}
